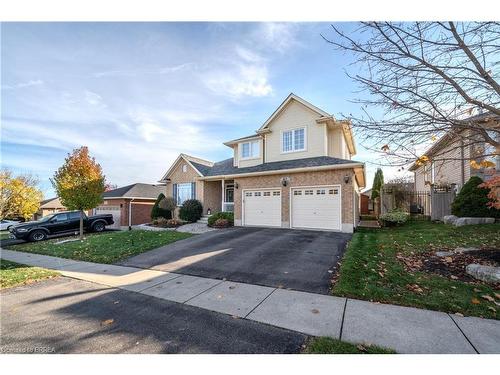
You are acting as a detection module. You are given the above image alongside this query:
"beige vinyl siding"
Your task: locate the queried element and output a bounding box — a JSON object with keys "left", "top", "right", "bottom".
{"left": 264, "top": 99, "right": 326, "bottom": 163}
{"left": 432, "top": 139, "right": 469, "bottom": 188}
{"left": 327, "top": 126, "right": 352, "bottom": 160}
{"left": 414, "top": 165, "right": 429, "bottom": 191}
{"left": 237, "top": 138, "right": 264, "bottom": 167}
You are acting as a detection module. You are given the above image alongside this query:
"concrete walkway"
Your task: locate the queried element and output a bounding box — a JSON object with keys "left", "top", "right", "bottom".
{"left": 1, "top": 249, "right": 499, "bottom": 354}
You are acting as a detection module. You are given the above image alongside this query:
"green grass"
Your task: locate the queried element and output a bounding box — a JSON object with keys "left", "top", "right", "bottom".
{"left": 303, "top": 337, "right": 395, "bottom": 354}
{"left": 333, "top": 221, "right": 500, "bottom": 320}
{"left": 1, "top": 260, "right": 59, "bottom": 289}
{"left": 0, "top": 231, "right": 11, "bottom": 240}
{"left": 6, "top": 230, "right": 193, "bottom": 264}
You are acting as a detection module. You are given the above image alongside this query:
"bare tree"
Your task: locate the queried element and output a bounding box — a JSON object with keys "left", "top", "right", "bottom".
{"left": 324, "top": 22, "right": 500, "bottom": 168}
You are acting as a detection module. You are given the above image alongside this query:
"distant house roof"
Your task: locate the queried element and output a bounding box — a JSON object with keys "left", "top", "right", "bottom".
{"left": 409, "top": 112, "right": 500, "bottom": 171}
{"left": 40, "top": 197, "right": 65, "bottom": 209}
{"left": 190, "top": 156, "right": 363, "bottom": 178}
{"left": 102, "top": 183, "right": 165, "bottom": 200}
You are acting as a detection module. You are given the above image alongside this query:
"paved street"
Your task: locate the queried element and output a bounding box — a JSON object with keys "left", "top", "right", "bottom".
{"left": 1, "top": 277, "right": 305, "bottom": 354}
{"left": 2, "top": 249, "right": 500, "bottom": 353}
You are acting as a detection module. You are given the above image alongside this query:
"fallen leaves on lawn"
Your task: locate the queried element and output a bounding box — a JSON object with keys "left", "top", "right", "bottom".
{"left": 471, "top": 298, "right": 481, "bottom": 305}
{"left": 406, "top": 284, "right": 424, "bottom": 294}
{"left": 481, "top": 295, "right": 495, "bottom": 302}
{"left": 101, "top": 318, "right": 114, "bottom": 326}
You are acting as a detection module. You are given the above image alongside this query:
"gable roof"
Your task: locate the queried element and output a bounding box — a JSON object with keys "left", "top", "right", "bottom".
{"left": 408, "top": 112, "right": 500, "bottom": 171}
{"left": 258, "top": 93, "right": 331, "bottom": 132}
{"left": 40, "top": 197, "right": 65, "bottom": 209}
{"left": 159, "top": 153, "right": 214, "bottom": 182}
{"left": 102, "top": 183, "right": 165, "bottom": 199}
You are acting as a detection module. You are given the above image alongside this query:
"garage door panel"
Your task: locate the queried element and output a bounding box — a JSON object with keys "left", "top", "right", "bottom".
{"left": 291, "top": 186, "right": 341, "bottom": 231}
{"left": 95, "top": 206, "right": 121, "bottom": 229}
{"left": 243, "top": 190, "right": 281, "bottom": 228}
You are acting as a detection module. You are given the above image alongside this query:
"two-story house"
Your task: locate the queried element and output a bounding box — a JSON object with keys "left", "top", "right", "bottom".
{"left": 159, "top": 93, "right": 366, "bottom": 232}
{"left": 409, "top": 113, "right": 500, "bottom": 191}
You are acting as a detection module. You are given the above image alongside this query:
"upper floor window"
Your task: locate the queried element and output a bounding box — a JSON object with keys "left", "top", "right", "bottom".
{"left": 241, "top": 140, "right": 259, "bottom": 159}
{"left": 282, "top": 128, "right": 305, "bottom": 153}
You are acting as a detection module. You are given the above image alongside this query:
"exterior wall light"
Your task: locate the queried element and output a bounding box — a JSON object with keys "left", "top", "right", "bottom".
{"left": 344, "top": 175, "right": 350, "bottom": 184}
{"left": 281, "top": 177, "right": 290, "bottom": 187}
{"left": 234, "top": 182, "right": 239, "bottom": 189}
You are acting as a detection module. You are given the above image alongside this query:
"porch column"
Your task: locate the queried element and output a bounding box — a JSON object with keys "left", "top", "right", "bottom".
{"left": 221, "top": 179, "right": 225, "bottom": 212}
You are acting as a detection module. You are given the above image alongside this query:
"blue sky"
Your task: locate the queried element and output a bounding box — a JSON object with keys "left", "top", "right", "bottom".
{"left": 1, "top": 22, "right": 386, "bottom": 198}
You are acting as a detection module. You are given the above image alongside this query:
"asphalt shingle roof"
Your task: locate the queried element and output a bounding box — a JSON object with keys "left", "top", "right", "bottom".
{"left": 190, "top": 156, "right": 359, "bottom": 177}
{"left": 102, "top": 183, "right": 165, "bottom": 199}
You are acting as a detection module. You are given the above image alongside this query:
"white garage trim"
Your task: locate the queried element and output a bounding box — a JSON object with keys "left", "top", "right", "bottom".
{"left": 242, "top": 187, "right": 282, "bottom": 228}
{"left": 289, "top": 184, "right": 342, "bottom": 231}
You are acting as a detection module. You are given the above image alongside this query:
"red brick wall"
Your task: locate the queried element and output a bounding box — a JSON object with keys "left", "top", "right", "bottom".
{"left": 99, "top": 198, "right": 155, "bottom": 226}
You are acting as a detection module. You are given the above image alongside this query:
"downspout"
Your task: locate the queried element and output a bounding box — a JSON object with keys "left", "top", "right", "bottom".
{"left": 128, "top": 198, "right": 135, "bottom": 230}
{"left": 460, "top": 139, "right": 465, "bottom": 187}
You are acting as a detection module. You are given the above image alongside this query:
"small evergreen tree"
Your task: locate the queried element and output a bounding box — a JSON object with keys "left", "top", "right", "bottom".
{"left": 371, "top": 168, "right": 384, "bottom": 200}
{"left": 451, "top": 176, "right": 500, "bottom": 218}
{"left": 179, "top": 199, "right": 203, "bottom": 222}
{"left": 151, "top": 193, "right": 172, "bottom": 220}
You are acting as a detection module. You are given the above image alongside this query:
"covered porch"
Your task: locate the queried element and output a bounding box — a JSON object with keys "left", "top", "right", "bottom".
{"left": 202, "top": 179, "right": 234, "bottom": 214}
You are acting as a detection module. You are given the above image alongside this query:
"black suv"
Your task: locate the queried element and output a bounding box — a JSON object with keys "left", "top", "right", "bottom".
{"left": 9, "top": 211, "right": 114, "bottom": 242}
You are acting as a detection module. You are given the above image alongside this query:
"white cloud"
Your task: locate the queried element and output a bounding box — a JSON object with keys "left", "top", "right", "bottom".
{"left": 255, "top": 23, "right": 302, "bottom": 53}
{"left": 93, "top": 63, "right": 193, "bottom": 78}
{"left": 1, "top": 79, "right": 44, "bottom": 90}
{"left": 84, "top": 90, "right": 105, "bottom": 106}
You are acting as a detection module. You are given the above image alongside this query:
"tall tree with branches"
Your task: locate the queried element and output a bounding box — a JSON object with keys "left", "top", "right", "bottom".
{"left": 324, "top": 22, "right": 500, "bottom": 169}
{"left": 52, "top": 147, "right": 106, "bottom": 239}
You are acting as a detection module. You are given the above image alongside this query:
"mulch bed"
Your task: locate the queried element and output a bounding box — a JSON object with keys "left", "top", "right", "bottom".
{"left": 397, "top": 248, "right": 500, "bottom": 285}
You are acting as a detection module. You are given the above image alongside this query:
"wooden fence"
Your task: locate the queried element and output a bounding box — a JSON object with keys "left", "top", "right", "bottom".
{"left": 381, "top": 185, "right": 455, "bottom": 221}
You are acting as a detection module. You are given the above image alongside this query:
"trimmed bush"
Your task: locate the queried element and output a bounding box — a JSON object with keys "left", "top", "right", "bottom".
{"left": 379, "top": 208, "right": 409, "bottom": 226}
{"left": 451, "top": 176, "right": 500, "bottom": 218}
{"left": 179, "top": 199, "right": 203, "bottom": 222}
{"left": 207, "top": 212, "right": 234, "bottom": 227}
{"left": 213, "top": 218, "right": 230, "bottom": 228}
{"left": 151, "top": 193, "right": 172, "bottom": 220}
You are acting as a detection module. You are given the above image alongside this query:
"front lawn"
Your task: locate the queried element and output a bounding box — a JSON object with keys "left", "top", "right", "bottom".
{"left": 6, "top": 230, "right": 193, "bottom": 264}
{"left": 333, "top": 221, "right": 500, "bottom": 320}
{"left": 303, "top": 337, "right": 395, "bottom": 354}
{"left": 0, "top": 260, "right": 59, "bottom": 289}
{"left": 1, "top": 231, "right": 11, "bottom": 240}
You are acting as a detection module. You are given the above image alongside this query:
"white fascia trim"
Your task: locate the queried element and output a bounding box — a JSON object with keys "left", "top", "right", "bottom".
{"left": 102, "top": 197, "right": 157, "bottom": 200}
{"left": 159, "top": 154, "right": 205, "bottom": 182}
{"left": 258, "top": 93, "right": 331, "bottom": 132}
{"left": 200, "top": 162, "right": 365, "bottom": 180}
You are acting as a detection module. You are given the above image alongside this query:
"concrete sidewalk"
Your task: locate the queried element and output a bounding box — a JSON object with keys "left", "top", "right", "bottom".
{"left": 1, "top": 249, "right": 499, "bottom": 354}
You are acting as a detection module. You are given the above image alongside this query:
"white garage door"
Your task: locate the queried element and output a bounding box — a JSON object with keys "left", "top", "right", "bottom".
{"left": 243, "top": 189, "right": 281, "bottom": 227}
{"left": 94, "top": 206, "right": 121, "bottom": 229}
{"left": 291, "top": 186, "right": 341, "bottom": 231}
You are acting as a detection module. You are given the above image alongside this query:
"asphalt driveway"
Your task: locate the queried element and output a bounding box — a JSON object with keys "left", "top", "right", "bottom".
{"left": 119, "top": 227, "right": 351, "bottom": 294}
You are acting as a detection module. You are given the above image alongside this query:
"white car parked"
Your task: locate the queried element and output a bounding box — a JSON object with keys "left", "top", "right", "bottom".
{"left": 0, "top": 219, "right": 20, "bottom": 231}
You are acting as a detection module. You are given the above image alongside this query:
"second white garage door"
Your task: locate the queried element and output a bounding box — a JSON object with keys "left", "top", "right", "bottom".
{"left": 94, "top": 206, "right": 121, "bottom": 229}
{"left": 291, "top": 186, "right": 341, "bottom": 231}
{"left": 243, "top": 189, "right": 282, "bottom": 227}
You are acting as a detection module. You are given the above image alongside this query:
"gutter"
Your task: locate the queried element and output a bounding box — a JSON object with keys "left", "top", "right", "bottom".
{"left": 198, "top": 162, "right": 365, "bottom": 181}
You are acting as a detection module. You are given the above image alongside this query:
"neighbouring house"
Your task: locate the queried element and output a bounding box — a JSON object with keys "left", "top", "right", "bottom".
{"left": 94, "top": 183, "right": 165, "bottom": 229}
{"left": 159, "top": 93, "right": 366, "bottom": 232}
{"left": 409, "top": 113, "right": 500, "bottom": 192}
{"left": 33, "top": 197, "right": 67, "bottom": 220}
{"left": 360, "top": 189, "right": 373, "bottom": 215}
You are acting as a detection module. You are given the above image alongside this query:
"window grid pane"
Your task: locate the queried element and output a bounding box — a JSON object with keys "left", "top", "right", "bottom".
{"left": 283, "top": 131, "right": 292, "bottom": 152}
{"left": 241, "top": 143, "right": 250, "bottom": 158}
{"left": 177, "top": 183, "right": 192, "bottom": 205}
{"left": 294, "top": 128, "right": 304, "bottom": 150}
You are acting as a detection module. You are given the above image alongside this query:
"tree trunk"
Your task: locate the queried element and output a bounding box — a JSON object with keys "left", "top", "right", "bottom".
{"left": 79, "top": 210, "right": 84, "bottom": 240}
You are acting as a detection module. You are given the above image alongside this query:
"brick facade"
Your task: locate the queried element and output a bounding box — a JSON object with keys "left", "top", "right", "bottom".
{"left": 233, "top": 168, "right": 356, "bottom": 232}
{"left": 99, "top": 198, "right": 155, "bottom": 226}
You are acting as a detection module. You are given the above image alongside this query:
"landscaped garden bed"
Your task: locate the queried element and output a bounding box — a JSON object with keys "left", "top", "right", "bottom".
{"left": 332, "top": 221, "right": 500, "bottom": 320}
{"left": 5, "top": 229, "right": 192, "bottom": 264}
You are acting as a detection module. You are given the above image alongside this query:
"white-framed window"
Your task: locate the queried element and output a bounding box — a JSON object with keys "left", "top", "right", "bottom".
{"left": 176, "top": 183, "right": 193, "bottom": 205}
{"left": 254, "top": 192, "right": 261, "bottom": 197}
{"left": 245, "top": 192, "right": 252, "bottom": 197}
{"left": 294, "top": 190, "right": 302, "bottom": 196}
{"left": 273, "top": 191, "right": 280, "bottom": 196}
{"left": 282, "top": 128, "right": 306, "bottom": 153}
{"left": 305, "top": 190, "right": 313, "bottom": 195}
{"left": 263, "top": 191, "right": 271, "bottom": 196}
{"left": 241, "top": 140, "right": 259, "bottom": 159}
